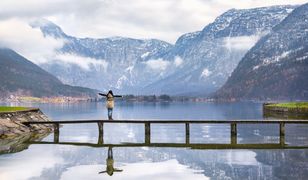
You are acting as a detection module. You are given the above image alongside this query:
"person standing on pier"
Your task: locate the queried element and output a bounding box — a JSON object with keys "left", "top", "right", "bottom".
{"left": 99, "top": 90, "right": 122, "bottom": 120}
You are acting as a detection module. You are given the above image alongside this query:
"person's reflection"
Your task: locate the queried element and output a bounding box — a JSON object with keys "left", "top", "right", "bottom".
{"left": 99, "top": 146, "right": 123, "bottom": 176}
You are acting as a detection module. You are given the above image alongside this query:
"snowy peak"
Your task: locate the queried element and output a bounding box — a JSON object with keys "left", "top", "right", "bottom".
{"left": 30, "top": 18, "right": 67, "bottom": 38}
{"left": 202, "top": 5, "right": 297, "bottom": 38}
{"left": 175, "top": 31, "right": 201, "bottom": 46}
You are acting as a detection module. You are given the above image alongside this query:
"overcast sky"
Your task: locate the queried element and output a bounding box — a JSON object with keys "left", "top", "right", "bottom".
{"left": 0, "top": 0, "right": 306, "bottom": 43}
{"left": 0, "top": 0, "right": 306, "bottom": 67}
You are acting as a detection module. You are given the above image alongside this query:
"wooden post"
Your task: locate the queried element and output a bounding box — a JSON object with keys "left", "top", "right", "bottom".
{"left": 279, "top": 122, "right": 285, "bottom": 146}
{"left": 54, "top": 123, "right": 60, "bottom": 143}
{"left": 98, "top": 122, "right": 104, "bottom": 145}
{"left": 145, "top": 122, "right": 151, "bottom": 144}
{"left": 185, "top": 123, "right": 190, "bottom": 144}
{"left": 231, "top": 122, "right": 237, "bottom": 145}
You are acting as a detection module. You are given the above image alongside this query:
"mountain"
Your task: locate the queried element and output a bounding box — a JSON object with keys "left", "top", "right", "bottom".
{"left": 142, "top": 5, "right": 296, "bottom": 95}
{"left": 31, "top": 19, "right": 172, "bottom": 92}
{"left": 0, "top": 48, "right": 97, "bottom": 98}
{"left": 31, "top": 5, "right": 296, "bottom": 95}
{"left": 214, "top": 3, "right": 308, "bottom": 100}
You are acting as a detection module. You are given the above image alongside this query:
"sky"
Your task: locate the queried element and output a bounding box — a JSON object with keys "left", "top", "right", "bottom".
{"left": 0, "top": 0, "right": 306, "bottom": 66}
{"left": 0, "top": 0, "right": 306, "bottom": 43}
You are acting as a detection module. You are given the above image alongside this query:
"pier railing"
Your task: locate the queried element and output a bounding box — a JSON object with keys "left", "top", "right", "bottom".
{"left": 24, "top": 119, "right": 308, "bottom": 149}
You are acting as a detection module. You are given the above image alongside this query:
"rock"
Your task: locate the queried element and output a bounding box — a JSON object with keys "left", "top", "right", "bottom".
{"left": 0, "top": 108, "right": 52, "bottom": 138}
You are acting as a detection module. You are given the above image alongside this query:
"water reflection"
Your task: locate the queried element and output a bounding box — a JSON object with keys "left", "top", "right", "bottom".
{"left": 0, "top": 102, "right": 308, "bottom": 179}
{"left": 99, "top": 147, "right": 123, "bottom": 176}
{"left": 63, "top": 159, "right": 206, "bottom": 180}
{"left": 0, "top": 133, "right": 50, "bottom": 155}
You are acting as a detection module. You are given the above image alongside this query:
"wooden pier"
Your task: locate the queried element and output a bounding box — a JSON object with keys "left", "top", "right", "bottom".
{"left": 24, "top": 119, "right": 308, "bottom": 149}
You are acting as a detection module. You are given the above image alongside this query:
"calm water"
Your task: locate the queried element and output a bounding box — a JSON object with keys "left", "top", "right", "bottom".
{"left": 0, "top": 102, "right": 308, "bottom": 180}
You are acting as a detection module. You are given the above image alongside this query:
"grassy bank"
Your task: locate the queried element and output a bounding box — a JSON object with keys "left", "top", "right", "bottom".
{"left": 0, "top": 106, "right": 28, "bottom": 112}
{"left": 263, "top": 102, "right": 308, "bottom": 119}
{"left": 266, "top": 102, "right": 308, "bottom": 109}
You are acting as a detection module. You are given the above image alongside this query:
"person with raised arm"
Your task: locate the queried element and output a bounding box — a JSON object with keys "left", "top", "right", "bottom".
{"left": 99, "top": 90, "right": 122, "bottom": 120}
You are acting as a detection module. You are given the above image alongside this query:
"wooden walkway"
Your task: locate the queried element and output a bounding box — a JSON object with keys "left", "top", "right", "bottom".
{"left": 24, "top": 119, "right": 308, "bottom": 149}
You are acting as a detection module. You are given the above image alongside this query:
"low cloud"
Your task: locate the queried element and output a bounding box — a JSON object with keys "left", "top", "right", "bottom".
{"left": 53, "top": 53, "right": 109, "bottom": 71}
{"left": 144, "top": 56, "right": 184, "bottom": 72}
{"left": 174, "top": 56, "right": 183, "bottom": 67}
{"left": 0, "top": 18, "right": 63, "bottom": 63}
{"left": 0, "top": 18, "right": 108, "bottom": 71}
{"left": 144, "top": 58, "right": 170, "bottom": 71}
{"left": 223, "top": 35, "right": 261, "bottom": 51}
{"left": 201, "top": 68, "right": 212, "bottom": 78}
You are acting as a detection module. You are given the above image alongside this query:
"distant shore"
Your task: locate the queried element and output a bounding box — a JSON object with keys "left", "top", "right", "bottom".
{"left": 0, "top": 94, "right": 216, "bottom": 104}
{"left": 0, "top": 95, "right": 95, "bottom": 104}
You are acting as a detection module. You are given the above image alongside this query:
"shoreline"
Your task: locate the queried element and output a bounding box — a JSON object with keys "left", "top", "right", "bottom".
{"left": 0, "top": 108, "right": 53, "bottom": 138}
{"left": 263, "top": 102, "right": 308, "bottom": 119}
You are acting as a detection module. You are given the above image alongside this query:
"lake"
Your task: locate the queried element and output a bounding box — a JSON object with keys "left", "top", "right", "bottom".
{"left": 0, "top": 102, "right": 308, "bottom": 179}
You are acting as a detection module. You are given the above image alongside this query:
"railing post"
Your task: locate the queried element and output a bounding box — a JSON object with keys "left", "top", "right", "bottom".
{"left": 231, "top": 122, "right": 237, "bottom": 145}
{"left": 185, "top": 122, "right": 190, "bottom": 144}
{"left": 145, "top": 122, "right": 151, "bottom": 144}
{"left": 279, "top": 122, "right": 285, "bottom": 146}
{"left": 98, "top": 122, "right": 104, "bottom": 145}
{"left": 54, "top": 123, "right": 60, "bottom": 143}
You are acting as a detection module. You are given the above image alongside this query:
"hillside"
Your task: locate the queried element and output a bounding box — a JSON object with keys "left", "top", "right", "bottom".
{"left": 142, "top": 5, "right": 296, "bottom": 95}
{"left": 0, "top": 48, "right": 97, "bottom": 98}
{"left": 214, "top": 3, "right": 308, "bottom": 100}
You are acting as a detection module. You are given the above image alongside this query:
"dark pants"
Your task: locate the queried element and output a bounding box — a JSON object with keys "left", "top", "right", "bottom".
{"left": 108, "top": 147, "right": 113, "bottom": 158}
{"left": 108, "top": 108, "right": 113, "bottom": 119}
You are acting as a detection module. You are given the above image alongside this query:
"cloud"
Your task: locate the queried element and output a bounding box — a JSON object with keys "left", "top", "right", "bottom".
{"left": 144, "top": 58, "right": 170, "bottom": 71}
{"left": 60, "top": 159, "right": 207, "bottom": 180}
{"left": 0, "top": 145, "right": 63, "bottom": 180}
{"left": 174, "top": 56, "right": 183, "bottom": 67}
{"left": 0, "top": 18, "right": 108, "bottom": 71}
{"left": 53, "top": 53, "right": 109, "bottom": 71}
{"left": 201, "top": 68, "right": 212, "bottom": 78}
{"left": 223, "top": 35, "right": 261, "bottom": 51}
{"left": 0, "top": 0, "right": 305, "bottom": 43}
{"left": 0, "top": 18, "right": 63, "bottom": 63}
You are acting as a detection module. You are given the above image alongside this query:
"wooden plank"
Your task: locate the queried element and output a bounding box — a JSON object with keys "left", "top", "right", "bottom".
{"left": 24, "top": 119, "right": 308, "bottom": 125}
{"left": 54, "top": 123, "right": 60, "bottom": 143}
{"left": 231, "top": 122, "right": 237, "bottom": 145}
{"left": 185, "top": 122, "right": 190, "bottom": 144}
{"left": 27, "top": 141, "right": 308, "bottom": 149}
{"left": 280, "top": 122, "right": 285, "bottom": 145}
{"left": 97, "top": 122, "right": 104, "bottom": 145}
{"left": 145, "top": 122, "right": 151, "bottom": 144}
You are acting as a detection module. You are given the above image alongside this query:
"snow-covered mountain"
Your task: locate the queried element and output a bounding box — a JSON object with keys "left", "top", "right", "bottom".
{"left": 214, "top": 3, "right": 308, "bottom": 100}
{"left": 141, "top": 5, "right": 296, "bottom": 95}
{"left": 31, "top": 19, "right": 173, "bottom": 92}
{"left": 31, "top": 5, "right": 296, "bottom": 95}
